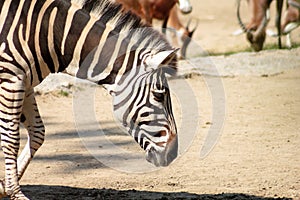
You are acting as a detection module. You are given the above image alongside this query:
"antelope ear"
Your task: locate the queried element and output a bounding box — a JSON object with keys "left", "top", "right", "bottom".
{"left": 145, "top": 48, "right": 179, "bottom": 70}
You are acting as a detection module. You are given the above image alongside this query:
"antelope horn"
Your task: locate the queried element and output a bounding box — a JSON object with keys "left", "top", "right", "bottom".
{"left": 236, "top": 0, "right": 248, "bottom": 33}
{"left": 289, "top": 0, "right": 300, "bottom": 9}
{"left": 180, "top": 18, "right": 198, "bottom": 58}
{"left": 186, "top": 18, "right": 199, "bottom": 35}
{"left": 186, "top": 18, "right": 192, "bottom": 30}
{"left": 253, "top": 8, "right": 270, "bottom": 37}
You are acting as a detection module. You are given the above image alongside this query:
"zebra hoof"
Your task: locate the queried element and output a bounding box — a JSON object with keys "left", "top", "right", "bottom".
{"left": 0, "top": 180, "right": 7, "bottom": 198}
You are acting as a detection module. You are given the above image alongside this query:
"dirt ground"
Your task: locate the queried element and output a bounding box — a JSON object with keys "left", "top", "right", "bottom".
{"left": 1, "top": 0, "right": 300, "bottom": 199}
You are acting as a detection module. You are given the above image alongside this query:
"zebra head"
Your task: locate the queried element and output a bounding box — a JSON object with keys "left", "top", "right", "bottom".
{"left": 112, "top": 49, "right": 178, "bottom": 167}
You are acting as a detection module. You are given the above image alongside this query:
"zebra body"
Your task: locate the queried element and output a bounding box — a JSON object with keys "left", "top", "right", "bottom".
{"left": 0, "top": 0, "right": 178, "bottom": 199}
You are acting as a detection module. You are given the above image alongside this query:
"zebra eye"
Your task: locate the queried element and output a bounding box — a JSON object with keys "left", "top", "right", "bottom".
{"left": 152, "top": 90, "right": 165, "bottom": 102}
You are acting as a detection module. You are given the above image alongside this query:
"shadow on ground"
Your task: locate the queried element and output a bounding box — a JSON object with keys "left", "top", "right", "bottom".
{"left": 9, "top": 185, "right": 291, "bottom": 200}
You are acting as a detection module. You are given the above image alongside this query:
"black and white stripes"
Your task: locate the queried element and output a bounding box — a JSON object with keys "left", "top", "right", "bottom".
{"left": 0, "top": 0, "right": 178, "bottom": 199}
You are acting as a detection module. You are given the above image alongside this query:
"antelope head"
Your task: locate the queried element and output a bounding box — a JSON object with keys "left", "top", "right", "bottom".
{"left": 237, "top": 0, "right": 270, "bottom": 51}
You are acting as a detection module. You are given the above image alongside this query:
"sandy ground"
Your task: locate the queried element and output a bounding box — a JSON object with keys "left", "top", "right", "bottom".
{"left": 1, "top": 0, "right": 300, "bottom": 199}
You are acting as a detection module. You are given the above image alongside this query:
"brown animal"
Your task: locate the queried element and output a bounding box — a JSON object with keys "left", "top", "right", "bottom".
{"left": 114, "top": 0, "right": 192, "bottom": 24}
{"left": 114, "top": 0, "right": 196, "bottom": 58}
{"left": 237, "top": 0, "right": 284, "bottom": 51}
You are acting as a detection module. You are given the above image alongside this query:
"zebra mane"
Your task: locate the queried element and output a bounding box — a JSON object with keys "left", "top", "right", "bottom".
{"left": 70, "top": 0, "right": 176, "bottom": 68}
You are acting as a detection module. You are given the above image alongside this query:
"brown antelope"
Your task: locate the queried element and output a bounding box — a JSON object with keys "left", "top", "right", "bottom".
{"left": 114, "top": 0, "right": 192, "bottom": 24}
{"left": 114, "top": 0, "right": 197, "bottom": 58}
{"left": 236, "top": 0, "right": 284, "bottom": 51}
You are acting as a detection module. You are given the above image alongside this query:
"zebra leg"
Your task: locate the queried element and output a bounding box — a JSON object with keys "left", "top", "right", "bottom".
{"left": 0, "top": 78, "right": 28, "bottom": 199}
{"left": 17, "top": 89, "right": 45, "bottom": 180}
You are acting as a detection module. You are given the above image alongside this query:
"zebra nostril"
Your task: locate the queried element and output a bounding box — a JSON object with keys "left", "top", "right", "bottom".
{"left": 155, "top": 130, "right": 167, "bottom": 137}
{"left": 159, "top": 130, "right": 167, "bottom": 136}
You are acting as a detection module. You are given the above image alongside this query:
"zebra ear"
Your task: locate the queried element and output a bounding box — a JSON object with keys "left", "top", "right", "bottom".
{"left": 145, "top": 48, "right": 179, "bottom": 70}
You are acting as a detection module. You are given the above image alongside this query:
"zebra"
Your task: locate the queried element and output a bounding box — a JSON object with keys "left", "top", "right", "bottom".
{"left": 0, "top": 0, "right": 179, "bottom": 199}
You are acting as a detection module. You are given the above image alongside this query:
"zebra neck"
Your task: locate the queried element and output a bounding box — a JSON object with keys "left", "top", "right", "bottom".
{"left": 62, "top": 0, "right": 147, "bottom": 88}
{"left": 61, "top": 1, "right": 127, "bottom": 82}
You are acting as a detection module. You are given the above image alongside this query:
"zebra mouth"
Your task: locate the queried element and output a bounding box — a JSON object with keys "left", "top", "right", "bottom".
{"left": 155, "top": 141, "right": 167, "bottom": 147}
{"left": 145, "top": 147, "right": 167, "bottom": 167}
{"left": 145, "top": 141, "right": 177, "bottom": 167}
